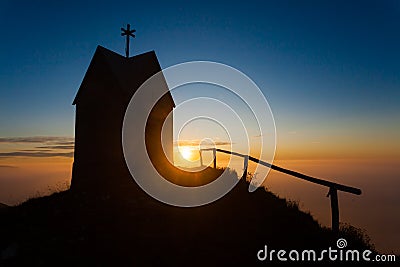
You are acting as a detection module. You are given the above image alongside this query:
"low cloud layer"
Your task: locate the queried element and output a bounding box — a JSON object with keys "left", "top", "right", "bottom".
{"left": 0, "top": 165, "right": 18, "bottom": 168}
{"left": 0, "top": 136, "right": 74, "bottom": 158}
{"left": 0, "top": 136, "right": 74, "bottom": 144}
{"left": 175, "top": 139, "right": 232, "bottom": 147}
{"left": 36, "top": 145, "right": 75, "bottom": 150}
{"left": 0, "top": 152, "right": 74, "bottom": 158}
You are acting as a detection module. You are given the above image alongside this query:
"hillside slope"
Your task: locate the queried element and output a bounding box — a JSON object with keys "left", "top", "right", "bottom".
{"left": 0, "top": 169, "right": 373, "bottom": 266}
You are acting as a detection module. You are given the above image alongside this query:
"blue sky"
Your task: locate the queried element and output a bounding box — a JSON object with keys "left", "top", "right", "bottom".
{"left": 0, "top": 0, "right": 399, "bottom": 158}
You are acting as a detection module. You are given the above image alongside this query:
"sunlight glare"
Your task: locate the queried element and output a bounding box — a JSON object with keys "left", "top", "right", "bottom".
{"left": 180, "top": 146, "right": 193, "bottom": 161}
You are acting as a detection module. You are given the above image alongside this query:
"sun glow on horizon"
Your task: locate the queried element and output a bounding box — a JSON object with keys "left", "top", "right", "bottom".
{"left": 179, "top": 146, "right": 193, "bottom": 161}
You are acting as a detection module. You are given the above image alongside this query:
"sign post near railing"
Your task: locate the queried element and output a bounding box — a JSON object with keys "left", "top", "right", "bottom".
{"left": 199, "top": 148, "right": 362, "bottom": 234}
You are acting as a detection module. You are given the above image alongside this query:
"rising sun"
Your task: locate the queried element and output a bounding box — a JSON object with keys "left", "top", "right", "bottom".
{"left": 180, "top": 146, "right": 193, "bottom": 161}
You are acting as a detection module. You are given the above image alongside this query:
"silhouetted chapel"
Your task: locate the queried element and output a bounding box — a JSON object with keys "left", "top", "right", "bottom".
{"left": 71, "top": 46, "right": 175, "bottom": 193}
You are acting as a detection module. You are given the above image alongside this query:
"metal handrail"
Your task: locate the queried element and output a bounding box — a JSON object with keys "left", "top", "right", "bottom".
{"left": 199, "top": 148, "right": 362, "bottom": 233}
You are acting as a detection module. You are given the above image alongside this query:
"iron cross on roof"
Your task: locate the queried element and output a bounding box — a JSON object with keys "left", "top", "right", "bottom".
{"left": 121, "top": 24, "right": 136, "bottom": 58}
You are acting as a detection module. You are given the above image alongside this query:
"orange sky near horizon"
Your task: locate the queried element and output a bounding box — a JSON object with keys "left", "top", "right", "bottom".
{"left": 1, "top": 138, "right": 398, "bottom": 205}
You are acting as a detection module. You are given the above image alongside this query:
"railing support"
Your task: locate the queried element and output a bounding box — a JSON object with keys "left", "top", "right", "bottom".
{"left": 242, "top": 155, "right": 249, "bottom": 180}
{"left": 327, "top": 187, "right": 339, "bottom": 234}
{"left": 212, "top": 148, "right": 217, "bottom": 169}
{"left": 199, "top": 150, "right": 203, "bottom": 167}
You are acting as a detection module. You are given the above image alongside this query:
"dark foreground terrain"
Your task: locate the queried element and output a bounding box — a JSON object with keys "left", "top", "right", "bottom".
{"left": 0, "top": 169, "right": 376, "bottom": 266}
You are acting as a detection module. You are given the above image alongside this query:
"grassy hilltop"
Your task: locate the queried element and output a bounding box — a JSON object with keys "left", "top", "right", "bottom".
{"left": 0, "top": 168, "right": 374, "bottom": 266}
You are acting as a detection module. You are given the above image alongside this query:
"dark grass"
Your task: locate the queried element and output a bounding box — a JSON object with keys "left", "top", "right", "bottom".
{"left": 0, "top": 168, "right": 378, "bottom": 266}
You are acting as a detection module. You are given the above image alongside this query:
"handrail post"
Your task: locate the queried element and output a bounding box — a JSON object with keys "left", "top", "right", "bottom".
{"left": 242, "top": 155, "right": 249, "bottom": 180}
{"left": 327, "top": 187, "right": 339, "bottom": 234}
{"left": 199, "top": 150, "right": 203, "bottom": 167}
{"left": 213, "top": 148, "right": 217, "bottom": 169}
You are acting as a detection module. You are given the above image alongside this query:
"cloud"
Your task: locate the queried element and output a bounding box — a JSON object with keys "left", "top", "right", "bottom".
{"left": 0, "top": 152, "right": 73, "bottom": 158}
{"left": 0, "top": 136, "right": 74, "bottom": 159}
{"left": 174, "top": 139, "right": 232, "bottom": 147}
{"left": 54, "top": 141, "right": 75, "bottom": 145}
{"left": 36, "top": 145, "right": 74, "bottom": 150}
{"left": 212, "top": 141, "right": 232, "bottom": 146}
{"left": 0, "top": 136, "right": 74, "bottom": 144}
{"left": 0, "top": 165, "right": 18, "bottom": 168}
{"left": 20, "top": 149, "right": 53, "bottom": 152}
